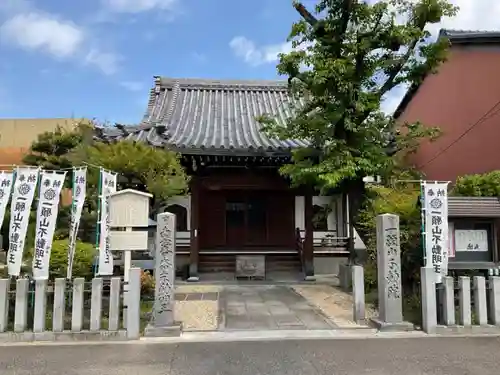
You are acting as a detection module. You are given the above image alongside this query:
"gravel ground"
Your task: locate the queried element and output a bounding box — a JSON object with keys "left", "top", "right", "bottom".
{"left": 175, "top": 301, "right": 219, "bottom": 331}
{"left": 292, "top": 284, "right": 376, "bottom": 328}
{"left": 175, "top": 285, "right": 221, "bottom": 331}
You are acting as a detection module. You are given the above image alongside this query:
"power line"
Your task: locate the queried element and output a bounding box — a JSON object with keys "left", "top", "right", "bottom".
{"left": 418, "top": 98, "right": 500, "bottom": 169}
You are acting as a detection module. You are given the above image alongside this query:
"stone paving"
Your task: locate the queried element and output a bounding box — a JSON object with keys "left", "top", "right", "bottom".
{"left": 219, "top": 285, "right": 335, "bottom": 330}
{"left": 172, "top": 283, "right": 373, "bottom": 332}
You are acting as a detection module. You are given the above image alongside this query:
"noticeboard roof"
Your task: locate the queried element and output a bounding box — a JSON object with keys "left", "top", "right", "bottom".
{"left": 448, "top": 197, "right": 500, "bottom": 218}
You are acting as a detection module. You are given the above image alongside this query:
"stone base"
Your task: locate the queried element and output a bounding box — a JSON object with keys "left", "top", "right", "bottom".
{"left": 187, "top": 276, "right": 199, "bottom": 282}
{"left": 371, "top": 318, "right": 414, "bottom": 332}
{"left": 435, "top": 324, "right": 500, "bottom": 335}
{"left": 144, "top": 323, "right": 182, "bottom": 337}
{"left": 0, "top": 330, "right": 129, "bottom": 343}
{"left": 304, "top": 275, "right": 316, "bottom": 281}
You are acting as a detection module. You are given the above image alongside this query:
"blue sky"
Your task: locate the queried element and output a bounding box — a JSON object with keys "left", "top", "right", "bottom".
{"left": 0, "top": 0, "right": 315, "bottom": 124}
{"left": 0, "top": 0, "right": 487, "bottom": 125}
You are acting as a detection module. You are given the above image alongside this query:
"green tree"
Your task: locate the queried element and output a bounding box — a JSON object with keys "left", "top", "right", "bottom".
{"left": 15, "top": 124, "right": 188, "bottom": 243}
{"left": 23, "top": 121, "right": 94, "bottom": 174}
{"left": 72, "top": 140, "right": 188, "bottom": 207}
{"left": 261, "top": 0, "right": 457, "bottom": 237}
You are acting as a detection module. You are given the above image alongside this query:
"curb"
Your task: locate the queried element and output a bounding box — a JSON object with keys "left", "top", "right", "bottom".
{"left": 3, "top": 328, "right": 500, "bottom": 347}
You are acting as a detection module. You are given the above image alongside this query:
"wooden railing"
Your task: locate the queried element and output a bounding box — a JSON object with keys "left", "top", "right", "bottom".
{"left": 295, "top": 229, "right": 350, "bottom": 251}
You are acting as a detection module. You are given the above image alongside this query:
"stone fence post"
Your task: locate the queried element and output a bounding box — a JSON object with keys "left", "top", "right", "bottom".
{"left": 126, "top": 267, "right": 142, "bottom": 339}
{"left": 421, "top": 267, "right": 437, "bottom": 333}
{"left": 351, "top": 265, "right": 365, "bottom": 322}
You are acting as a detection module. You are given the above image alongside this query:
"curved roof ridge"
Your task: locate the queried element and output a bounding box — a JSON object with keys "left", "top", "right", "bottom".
{"left": 157, "top": 76, "right": 288, "bottom": 91}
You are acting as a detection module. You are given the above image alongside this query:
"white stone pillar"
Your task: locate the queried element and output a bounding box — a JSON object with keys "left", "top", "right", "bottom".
{"left": 421, "top": 267, "right": 437, "bottom": 333}
{"left": 473, "top": 276, "right": 487, "bottom": 326}
{"left": 458, "top": 276, "right": 471, "bottom": 326}
{"left": 126, "top": 268, "right": 141, "bottom": 339}
{"left": 351, "top": 265, "right": 365, "bottom": 322}
{"left": 442, "top": 276, "right": 455, "bottom": 326}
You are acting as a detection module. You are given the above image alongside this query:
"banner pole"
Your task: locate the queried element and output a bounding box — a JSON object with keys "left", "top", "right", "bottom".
{"left": 67, "top": 167, "right": 77, "bottom": 280}
{"left": 420, "top": 180, "right": 426, "bottom": 267}
{"left": 93, "top": 168, "right": 103, "bottom": 277}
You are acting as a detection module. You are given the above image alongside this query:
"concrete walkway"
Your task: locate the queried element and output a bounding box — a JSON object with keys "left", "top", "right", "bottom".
{"left": 173, "top": 283, "right": 374, "bottom": 332}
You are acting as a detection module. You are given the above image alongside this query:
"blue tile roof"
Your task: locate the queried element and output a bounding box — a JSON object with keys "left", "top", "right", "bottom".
{"left": 102, "top": 77, "right": 309, "bottom": 155}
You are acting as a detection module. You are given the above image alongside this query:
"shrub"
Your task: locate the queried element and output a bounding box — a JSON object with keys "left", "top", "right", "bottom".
{"left": 26, "top": 239, "right": 95, "bottom": 280}
{"left": 357, "top": 183, "right": 422, "bottom": 293}
{"left": 453, "top": 170, "right": 500, "bottom": 197}
{"left": 141, "top": 270, "right": 155, "bottom": 296}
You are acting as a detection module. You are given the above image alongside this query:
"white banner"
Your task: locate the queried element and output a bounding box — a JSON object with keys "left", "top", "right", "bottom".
{"left": 32, "top": 171, "right": 67, "bottom": 280}
{"left": 97, "top": 170, "right": 117, "bottom": 275}
{"left": 67, "top": 167, "right": 87, "bottom": 279}
{"left": 7, "top": 167, "right": 40, "bottom": 276}
{"left": 0, "top": 171, "right": 14, "bottom": 230}
{"left": 423, "top": 181, "right": 450, "bottom": 283}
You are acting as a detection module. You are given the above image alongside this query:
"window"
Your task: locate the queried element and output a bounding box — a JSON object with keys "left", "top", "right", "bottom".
{"left": 312, "top": 204, "right": 329, "bottom": 231}
{"left": 164, "top": 204, "right": 188, "bottom": 231}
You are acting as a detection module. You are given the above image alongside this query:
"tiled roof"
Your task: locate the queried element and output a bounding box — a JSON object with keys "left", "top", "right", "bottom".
{"left": 440, "top": 29, "right": 500, "bottom": 43}
{"left": 102, "top": 77, "right": 308, "bottom": 155}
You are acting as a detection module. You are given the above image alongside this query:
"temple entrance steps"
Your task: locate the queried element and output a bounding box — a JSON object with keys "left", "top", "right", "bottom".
{"left": 197, "top": 250, "right": 301, "bottom": 275}
{"left": 199, "top": 254, "right": 236, "bottom": 274}
{"left": 265, "top": 254, "right": 301, "bottom": 274}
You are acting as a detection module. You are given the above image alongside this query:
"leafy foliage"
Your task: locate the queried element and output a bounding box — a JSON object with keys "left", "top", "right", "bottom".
{"left": 23, "top": 121, "right": 94, "bottom": 176}
{"left": 261, "top": 0, "right": 457, "bottom": 193}
{"left": 452, "top": 171, "right": 500, "bottom": 197}
{"left": 357, "top": 182, "right": 422, "bottom": 292}
{"left": 14, "top": 123, "right": 189, "bottom": 247}
{"left": 72, "top": 140, "right": 188, "bottom": 203}
{"left": 24, "top": 239, "right": 95, "bottom": 280}
{"left": 141, "top": 270, "right": 155, "bottom": 296}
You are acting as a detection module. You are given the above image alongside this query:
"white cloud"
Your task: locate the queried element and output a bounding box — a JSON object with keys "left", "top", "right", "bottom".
{"left": 102, "top": 0, "right": 177, "bottom": 13}
{"left": 229, "top": 36, "right": 292, "bottom": 66}
{"left": 85, "top": 49, "right": 121, "bottom": 75}
{"left": 1, "top": 13, "right": 84, "bottom": 58}
{"left": 0, "top": 8, "right": 121, "bottom": 75}
{"left": 120, "top": 80, "right": 144, "bottom": 91}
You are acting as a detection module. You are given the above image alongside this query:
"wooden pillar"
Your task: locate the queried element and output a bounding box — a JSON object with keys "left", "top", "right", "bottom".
{"left": 344, "top": 192, "right": 355, "bottom": 264}
{"left": 303, "top": 191, "right": 315, "bottom": 279}
{"left": 188, "top": 178, "right": 200, "bottom": 281}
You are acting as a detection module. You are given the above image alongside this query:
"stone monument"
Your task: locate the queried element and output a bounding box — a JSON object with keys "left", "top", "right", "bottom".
{"left": 144, "top": 212, "right": 181, "bottom": 336}
{"left": 371, "top": 214, "right": 413, "bottom": 331}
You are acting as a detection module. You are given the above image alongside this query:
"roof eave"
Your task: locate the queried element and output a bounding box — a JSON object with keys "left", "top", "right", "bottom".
{"left": 174, "top": 146, "right": 295, "bottom": 158}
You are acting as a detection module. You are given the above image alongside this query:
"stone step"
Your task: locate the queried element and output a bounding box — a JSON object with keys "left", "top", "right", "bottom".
{"left": 198, "top": 253, "right": 302, "bottom": 274}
